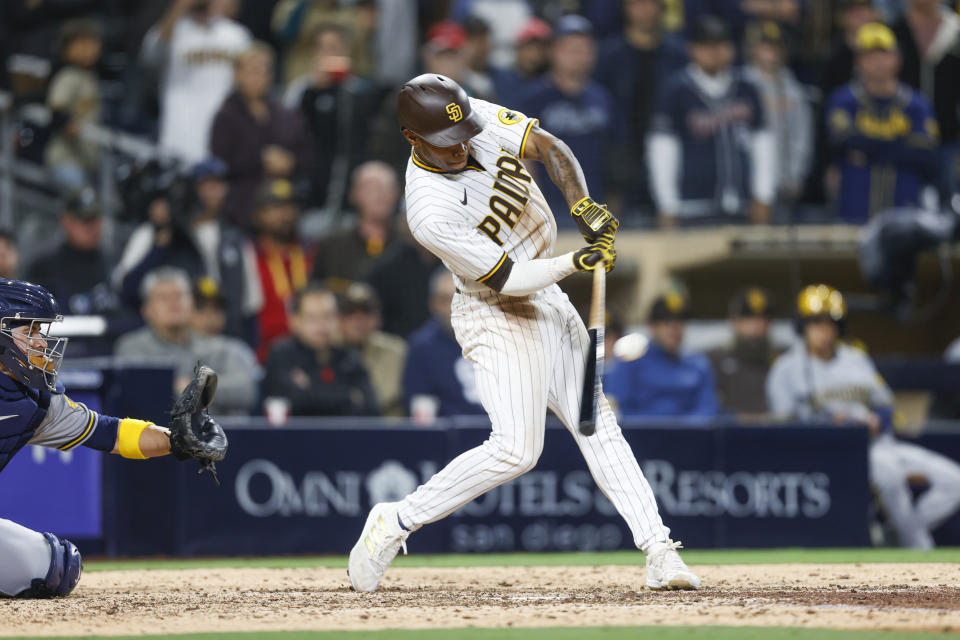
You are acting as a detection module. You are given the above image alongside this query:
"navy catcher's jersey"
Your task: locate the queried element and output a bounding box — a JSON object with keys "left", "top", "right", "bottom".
{"left": 651, "top": 67, "right": 765, "bottom": 212}
{"left": 0, "top": 374, "right": 119, "bottom": 473}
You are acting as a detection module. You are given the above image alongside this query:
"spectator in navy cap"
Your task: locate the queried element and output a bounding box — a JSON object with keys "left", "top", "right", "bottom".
{"left": 26, "top": 188, "right": 116, "bottom": 317}
{"left": 517, "top": 15, "right": 623, "bottom": 228}
{"left": 605, "top": 291, "right": 720, "bottom": 419}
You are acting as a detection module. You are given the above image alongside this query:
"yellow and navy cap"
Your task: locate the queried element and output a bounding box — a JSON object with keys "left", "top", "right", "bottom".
{"left": 856, "top": 22, "right": 897, "bottom": 53}
{"left": 649, "top": 291, "right": 690, "bottom": 322}
{"left": 797, "top": 284, "right": 846, "bottom": 321}
{"left": 746, "top": 21, "right": 784, "bottom": 47}
{"left": 193, "top": 276, "right": 226, "bottom": 309}
{"left": 730, "top": 287, "right": 775, "bottom": 318}
{"left": 256, "top": 178, "right": 296, "bottom": 207}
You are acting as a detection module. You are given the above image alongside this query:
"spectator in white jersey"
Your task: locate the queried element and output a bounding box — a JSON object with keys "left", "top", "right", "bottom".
{"left": 141, "top": 0, "right": 251, "bottom": 164}
{"left": 766, "top": 284, "right": 960, "bottom": 549}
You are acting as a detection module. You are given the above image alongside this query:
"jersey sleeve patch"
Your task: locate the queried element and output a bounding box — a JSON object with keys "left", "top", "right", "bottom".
{"left": 498, "top": 108, "right": 526, "bottom": 125}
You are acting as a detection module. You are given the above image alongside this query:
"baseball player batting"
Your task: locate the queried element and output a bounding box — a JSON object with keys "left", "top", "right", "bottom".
{"left": 348, "top": 74, "right": 699, "bottom": 592}
{"left": 0, "top": 278, "right": 227, "bottom": 598}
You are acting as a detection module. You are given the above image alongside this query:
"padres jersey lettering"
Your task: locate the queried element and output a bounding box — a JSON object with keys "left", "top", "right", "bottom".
{"left": 478, "top": 155, "right": 534, "bottom": 244}
{"left": 406, "top": 99, "right": 556, "bottom": 293}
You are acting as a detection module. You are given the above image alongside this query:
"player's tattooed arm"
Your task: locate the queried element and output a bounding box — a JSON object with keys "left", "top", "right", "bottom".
{"left": 524, "top": 125, "right": 617, "bottom": 241}
{"left": 523, "top": 125, "right": 588, "bottom": 208}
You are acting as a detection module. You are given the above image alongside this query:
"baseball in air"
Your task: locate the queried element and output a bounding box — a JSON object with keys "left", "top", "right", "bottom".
{"left": 613, "top": 333, "right": 650, "bottom": 362}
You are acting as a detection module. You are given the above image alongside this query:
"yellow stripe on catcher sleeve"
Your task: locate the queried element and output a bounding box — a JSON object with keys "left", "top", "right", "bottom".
{"left": 59, "top": 411, "right": 95, "bottom": 451}
{"left": 118, "top": 418, "right": 152, "bottom": 460}
{"left": 477, "top": 252, "right": 508, "bottom": 283}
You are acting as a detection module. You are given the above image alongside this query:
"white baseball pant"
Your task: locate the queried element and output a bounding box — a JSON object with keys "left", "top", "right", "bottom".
{"left": 397, "top": 284, "right": 669, "bottom": 551}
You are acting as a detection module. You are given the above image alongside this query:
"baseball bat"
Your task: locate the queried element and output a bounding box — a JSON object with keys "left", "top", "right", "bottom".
{"left": 578, "top": 266, "right": 606, "bottom": 436}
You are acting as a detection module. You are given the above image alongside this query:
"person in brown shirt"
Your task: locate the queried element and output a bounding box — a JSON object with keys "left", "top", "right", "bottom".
{"left": 708, "top": 287, "right": 781, "bottom": 418}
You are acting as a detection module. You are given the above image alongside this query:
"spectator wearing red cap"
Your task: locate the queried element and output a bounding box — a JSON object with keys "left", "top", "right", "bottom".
{"left": 422, "top": 21, "right": 472, "bottom": 88}
{"left": 491, "top": 17, "right": 552, "bottom": 104}
{"left": 367, "top": 20, "right": 476, "bottom": 179}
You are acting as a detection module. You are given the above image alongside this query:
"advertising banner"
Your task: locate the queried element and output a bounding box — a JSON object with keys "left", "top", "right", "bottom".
{"left": 106, "top": 420, "right": 872, "bottom": 556}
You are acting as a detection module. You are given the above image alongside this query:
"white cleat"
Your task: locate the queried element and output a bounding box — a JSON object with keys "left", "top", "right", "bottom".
{"left": 348, "top": 502, "right": 410, "bottom": 592}
{"left": 646, "top": 539, "right": 700, "bottom": 590}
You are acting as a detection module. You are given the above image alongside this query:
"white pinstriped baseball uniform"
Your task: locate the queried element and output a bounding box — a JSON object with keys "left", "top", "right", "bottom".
{"left": 396, "top": 98, "right": 670, "bottom": 551}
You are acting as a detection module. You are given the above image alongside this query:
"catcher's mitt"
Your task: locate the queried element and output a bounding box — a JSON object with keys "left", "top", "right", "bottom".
{"left": 169, "top": 364, "right": 228, "bottom": 485}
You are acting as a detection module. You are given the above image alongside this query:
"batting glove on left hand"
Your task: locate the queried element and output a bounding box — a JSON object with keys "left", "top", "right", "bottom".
{"left": 573, "top": 230, "right": 616, "bottom": 273}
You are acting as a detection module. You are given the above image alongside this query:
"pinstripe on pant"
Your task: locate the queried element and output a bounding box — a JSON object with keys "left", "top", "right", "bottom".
{"left": 397, "top": 284, "right": 669, "bottom": 551}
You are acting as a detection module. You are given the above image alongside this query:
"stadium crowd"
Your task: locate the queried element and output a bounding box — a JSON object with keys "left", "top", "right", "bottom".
{"left": 0, "top": 0, "right": 958, "bottom": 425}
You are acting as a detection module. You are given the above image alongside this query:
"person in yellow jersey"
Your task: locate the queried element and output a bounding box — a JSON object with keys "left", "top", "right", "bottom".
{"left": 825, "top": 23, "right": 939, "bottom": 222}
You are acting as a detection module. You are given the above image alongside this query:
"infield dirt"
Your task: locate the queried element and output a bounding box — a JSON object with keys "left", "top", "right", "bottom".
{"left": 2, "top": 563, "right": 959, "bottom": 636}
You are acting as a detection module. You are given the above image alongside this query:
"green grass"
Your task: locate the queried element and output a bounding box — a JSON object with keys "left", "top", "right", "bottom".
{"left": 84, "top": 547, "right": 960, "bottom": 572}
{"left": 33, "top": 627, "right": 960, "bottom": 640}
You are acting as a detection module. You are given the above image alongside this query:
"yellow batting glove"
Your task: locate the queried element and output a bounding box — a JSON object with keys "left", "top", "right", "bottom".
{"left": 572, "top": 231, "right": 616, "bottom": 273}
{"left": 571, "top": 196, "right": 619, "bottom": 242}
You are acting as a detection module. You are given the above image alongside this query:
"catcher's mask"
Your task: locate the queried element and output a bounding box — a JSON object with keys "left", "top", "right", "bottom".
{"left": 0, "top": 279, "right": 68, "bottom": 391}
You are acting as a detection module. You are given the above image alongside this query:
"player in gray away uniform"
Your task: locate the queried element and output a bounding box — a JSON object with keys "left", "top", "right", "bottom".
{"left": 767, "top": 284, "right": 960, "bottom": 549}
{"left": 347, "top": 74, "right": 699, "bottom": 592}
{"left": 0, "top": 278, "right": 225, "bottom": 597}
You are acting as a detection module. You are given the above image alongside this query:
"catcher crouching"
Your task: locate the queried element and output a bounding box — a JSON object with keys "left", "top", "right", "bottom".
{"left": 0, "top": 278, "right": 227, "bottom": 598}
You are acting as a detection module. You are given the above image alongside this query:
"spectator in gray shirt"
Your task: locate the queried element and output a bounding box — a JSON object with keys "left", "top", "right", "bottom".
{"left": 743, "top": 22, "right": 812, "bottom": 211}
{"left": 114, "top": 266, "right": 259, "bottom": 415}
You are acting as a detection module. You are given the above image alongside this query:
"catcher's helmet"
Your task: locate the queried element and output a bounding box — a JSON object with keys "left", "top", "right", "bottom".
{"left": 397, "top": 74, "right": 484, "bottom": 146}
{"left": 796, "top": 284, "right": 846, "bottom": 334}
{"left": 0, "top": 279, "right": 67, "bottom": 391}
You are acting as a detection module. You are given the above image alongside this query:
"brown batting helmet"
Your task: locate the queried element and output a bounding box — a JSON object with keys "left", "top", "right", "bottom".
{"left": 397, "top": 74, "right": 484, "bottom": 147}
